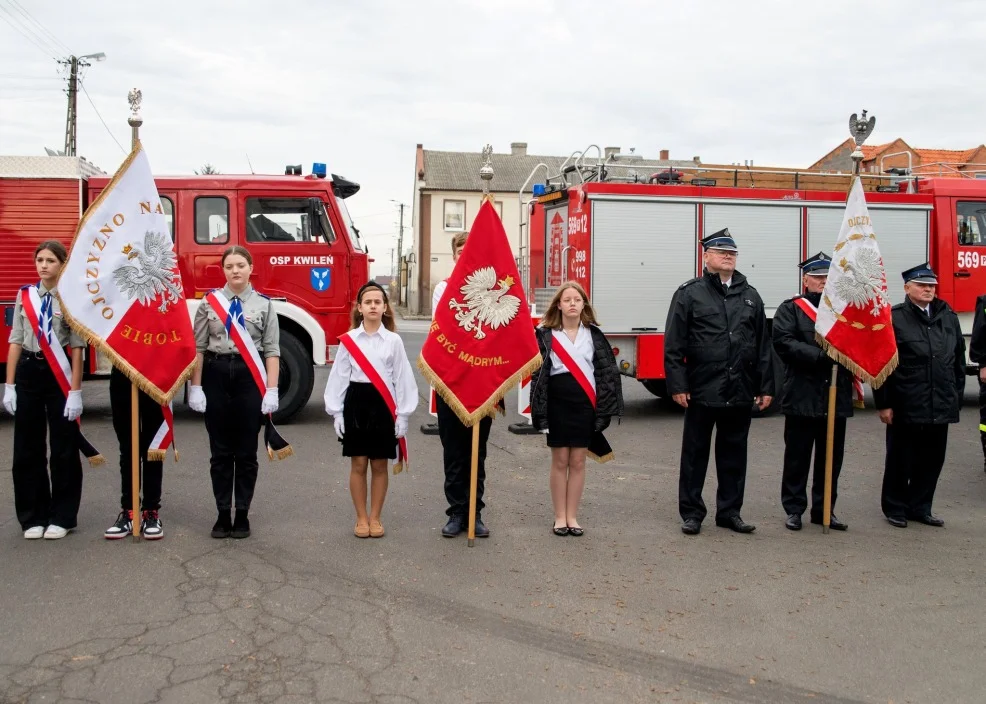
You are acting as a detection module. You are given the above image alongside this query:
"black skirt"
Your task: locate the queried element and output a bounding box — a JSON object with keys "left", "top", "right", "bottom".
{"left": 341, "top": 382, "right": 397, "bottom": 460}
{"left": 546, "top": 372, "right": 595, "bottom": 448}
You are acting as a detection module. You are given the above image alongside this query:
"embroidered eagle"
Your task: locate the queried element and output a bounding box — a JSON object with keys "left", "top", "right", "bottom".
{"left": 448, "top": 266, "right": 522, "bottom": 340}
{"left": 113, "top": 230, "right": 183, "bottom": 313}
{"left": 834, "top": 247, "right": 889, "bottom": 316}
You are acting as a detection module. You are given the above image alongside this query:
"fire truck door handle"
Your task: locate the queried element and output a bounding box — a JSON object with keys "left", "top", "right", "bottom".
{"left": 955, "top": 271, "right": 971, "bottom": 278}
{"left": 631, "top": 327, "right": 658, "bottom": 331}
{"left": 205, "top": 265, "right": 222, "bottom": 277}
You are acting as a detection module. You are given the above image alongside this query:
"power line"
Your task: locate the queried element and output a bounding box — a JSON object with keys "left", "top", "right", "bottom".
{"left": 0, "top": 2, "right": 59, "bottom": 60}
{"left": 79, "top": 80, "right": 127, "bottom": 154}
{"left": 6, "top": 0, "right": 72, "bottom": 55}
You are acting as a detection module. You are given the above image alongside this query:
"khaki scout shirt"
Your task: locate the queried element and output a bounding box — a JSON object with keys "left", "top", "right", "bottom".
{"left": 194, "top": 284, "right": 280, "bottom": 358}
{"left": 8, "top": 283, "right": 85, "bottom": 354}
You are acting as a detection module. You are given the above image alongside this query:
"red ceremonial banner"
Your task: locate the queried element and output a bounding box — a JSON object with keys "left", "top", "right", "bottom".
{"left": 418, "top": 199, "right": 542, "bottom": 426}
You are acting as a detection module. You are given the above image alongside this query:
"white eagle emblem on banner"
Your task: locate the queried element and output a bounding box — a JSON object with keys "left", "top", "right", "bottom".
{"left": 113, "top": 230, "right": 183, "bottom": 313}
{"left": 448, "top": 267, "right": 521, "bottom": 340}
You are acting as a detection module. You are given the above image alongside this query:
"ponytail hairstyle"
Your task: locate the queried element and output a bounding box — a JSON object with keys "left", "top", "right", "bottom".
{"left": 35, "top": 240, "right": 68, "bottom": 263}
{"left": 349, "top": 281, "right": 397, "bottom": 332}
{"left": 221, "top": 245, "right": 253, "bottom": 266}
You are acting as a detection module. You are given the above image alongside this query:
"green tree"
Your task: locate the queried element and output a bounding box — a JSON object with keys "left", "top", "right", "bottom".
{"left": 195, "top": 163, "right": 220, "bottom": 175}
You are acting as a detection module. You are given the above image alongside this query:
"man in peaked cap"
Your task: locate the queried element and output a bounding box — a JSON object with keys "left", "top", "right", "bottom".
{"left": 772, "top": 252, "right": 855, "bottom": 531}
{"left": 873, "top": 263, "right": 965, "bottom": 528}
{"left": 664, "top": 228, "right": 774, "bottom": 535}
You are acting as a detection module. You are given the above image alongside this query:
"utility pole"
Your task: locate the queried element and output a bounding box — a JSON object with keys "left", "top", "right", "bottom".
{"left": 62, "top": 56, "right": 78, "bottom": 156}
{"left": 396, "top": 202, "right": 406, "bottom": 304}
{"left": 59, "top": 52, "right": 106, "bottom": 156}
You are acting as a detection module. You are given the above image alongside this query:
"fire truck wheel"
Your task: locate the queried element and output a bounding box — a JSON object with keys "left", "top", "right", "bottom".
{"left": 273, "top": 331, "right": 314, "bottom": 424}
{"left": 640, "top": 379, "right": 668, "bottom": 398}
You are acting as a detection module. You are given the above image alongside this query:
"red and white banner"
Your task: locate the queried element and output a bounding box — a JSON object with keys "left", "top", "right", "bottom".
{"left": 339, "top": 333, "right": 409, "bottom": 474}
{"left": 19, "top": 286, "right": 104, "bottom": 466}
{"left": 57, "top": 143, "right": 196, "bottom": 404}
{"left": 815, "top": 178, "right": 898, "bottom": 387}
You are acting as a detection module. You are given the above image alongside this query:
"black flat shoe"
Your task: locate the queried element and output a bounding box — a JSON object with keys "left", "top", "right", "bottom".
{"left": 681, "top": 518, "right": 701, "bottom": 535}
{"left": 567, "top": 526, "right": 584, "bottom": 537}
{"left": 785, "top": 514, "right": 802, "bottom": 531}
{"left": 211, "top": 512, "right": 232, "bottom": 539}
{"left": 810, "top": 514, "right": 848, "bottom": 531}
{"left": 552, "top": 525, "right": 569, "bottom": 536}
{"left": 887, "top": 515, "right": 907, "bottom": 528}
{"left": 910, "top": 513, "right": 944, "bottom": 527}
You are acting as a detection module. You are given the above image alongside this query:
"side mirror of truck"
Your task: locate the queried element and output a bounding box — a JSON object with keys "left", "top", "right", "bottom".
{"left": 311, "top": 198, "right": 336, "bottom": 244}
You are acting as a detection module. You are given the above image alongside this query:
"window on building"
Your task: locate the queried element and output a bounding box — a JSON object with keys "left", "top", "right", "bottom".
{"left": 957, "top": 201, "right": 986, "bottom": 246}
{"left": 495, "top": 200, "right": 503, "bottom": 220}
{"left": 245, "top": 198, "right": 321, "bottom": 243}
{"left": 444, "top": 199, "right": 465, "bottom": 232}
{"left": 195, "top": 197, "right": 229, "bottom": 244}
{"left": 161, "top": 196, "right": 174, "bottom": 241}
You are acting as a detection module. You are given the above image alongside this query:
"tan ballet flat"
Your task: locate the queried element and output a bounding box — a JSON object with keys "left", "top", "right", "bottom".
{"left": 369, "top": 520, "right": 385, "bottom": 538}
{"left": 354, "top": 522, "right": 370, "bottom": 538}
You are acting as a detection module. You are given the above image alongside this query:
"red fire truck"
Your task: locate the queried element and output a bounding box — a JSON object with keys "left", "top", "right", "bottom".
{"left": 522, "top": 152, "right": 986, "bottom": 398}
{"left": 0, "top": 156, "right": 370, "bottom": 420}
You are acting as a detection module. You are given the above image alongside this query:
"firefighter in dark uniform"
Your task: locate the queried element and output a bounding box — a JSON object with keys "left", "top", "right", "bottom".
{"left": 873, "top": 263, "right": 965, "bottom": 528}
{"left": 968, "top": 292, "right": 986, "bottom": 472}
{"left": 665, "top": 229, "right": 774, "bottom": 535}
{"left": 772, "top": 252, "right": 853, "bottom": 531}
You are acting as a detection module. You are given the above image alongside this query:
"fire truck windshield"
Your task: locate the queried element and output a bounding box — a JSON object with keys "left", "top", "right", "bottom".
{"left": 335, "top": 198, "right": 367, "bottom": 253}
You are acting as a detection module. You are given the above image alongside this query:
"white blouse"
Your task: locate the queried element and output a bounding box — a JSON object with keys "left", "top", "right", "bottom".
{"left": 549, "top": 324, "right": 594, "bottom": 376}
{"left": 323, "top": 324, "right": 419, "bottom": 419}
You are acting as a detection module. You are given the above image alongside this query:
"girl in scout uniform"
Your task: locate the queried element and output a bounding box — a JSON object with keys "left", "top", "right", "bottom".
{"left": 324, "top": 281, "right": 418, "bottom": 539}
{"left": 188, "top": 245, "right": 281, "bottom": 540}
{"left": 530, "top": 281, "right": 622, "bottom": 537}
{"left": 4, "top": 241, "right": 94, "bottom": 539}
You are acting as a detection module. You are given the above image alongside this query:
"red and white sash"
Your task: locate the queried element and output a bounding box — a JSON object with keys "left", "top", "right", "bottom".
{"left": 205, "top": 290, "right": 292, "bottom": 460}
{"left": 550, "top": 329, "right": 596, "bottom": 408}
{"left": 148, "top": 403, "right": 177, "bottom": 461}
{"left": 793, "top": 296, "right": 865, "bottom": 407}
{"left": 339, "top": 332, "right": 409, "bottom": 474}
{"left": 19, "top": 286, "right": 104, "bottom": 466}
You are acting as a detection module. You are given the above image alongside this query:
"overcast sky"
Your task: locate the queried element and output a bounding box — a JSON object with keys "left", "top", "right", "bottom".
{"left": 2, "top": 0, "right": 983, "bottom": 278}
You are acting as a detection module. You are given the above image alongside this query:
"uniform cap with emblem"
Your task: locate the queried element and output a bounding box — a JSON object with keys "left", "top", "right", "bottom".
{"left": 799, "top": 251, "right": 831, "bottom": 277}
{"left": 901, "top": 262, "right": 938, "bottom": 285}
{"left": 701, "top": 228, "right": 738, "bottom": 252}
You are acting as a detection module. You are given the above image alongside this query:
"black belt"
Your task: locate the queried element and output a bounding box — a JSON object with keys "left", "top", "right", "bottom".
{"left": 21, "top": 350, "right": 46, "bottom": 360}
{"left": 204, "top": 351, "right": 243, "bottom": 361}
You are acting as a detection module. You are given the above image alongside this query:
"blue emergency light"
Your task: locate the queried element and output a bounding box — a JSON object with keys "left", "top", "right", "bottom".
{"left": 312, "top": 163, "right": 327, "bottom": 179}
{"left": 532, "top": 183, "right": 546, "bottom": 197}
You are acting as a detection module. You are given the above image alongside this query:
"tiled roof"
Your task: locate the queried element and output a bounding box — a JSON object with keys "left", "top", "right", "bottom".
{"left": 420, "top": 149, "right": 696, "bottom": 193}
{"left": 913, "top": 148, "right": 977, "bottom": 164}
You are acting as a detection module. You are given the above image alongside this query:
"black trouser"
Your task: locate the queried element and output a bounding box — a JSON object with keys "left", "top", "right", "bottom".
{"left": 781, "top": 415, "right": 847, "bottom": 520}
{"left": 882, "top": 422, "right": 948, "bottom": 519}
{"left": 678, "top": 403, "right": 752, "bottom": 523}
{"left": 437, "top": 395, "right": 492, "bottom": 517}
{"left": 202, "top": 354, "right": 263, "bottom": 511}
{"left": 11, "top": 355, "right": 83, "bottom": 530}
{"left": 979, "top": 381, "right": 986, "bottom": 460}
{"left": 110, "top": 366, "right": 164, "bottom": 512}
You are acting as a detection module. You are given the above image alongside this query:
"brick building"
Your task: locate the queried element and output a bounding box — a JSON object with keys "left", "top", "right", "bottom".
{"left": 810, "top": 138, "right": 986, "bottom": 177}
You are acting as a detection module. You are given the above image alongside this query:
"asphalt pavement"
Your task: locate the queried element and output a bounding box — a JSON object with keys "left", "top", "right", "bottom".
{"left": 1, "top": 317, "right": 984, "bottom": 703}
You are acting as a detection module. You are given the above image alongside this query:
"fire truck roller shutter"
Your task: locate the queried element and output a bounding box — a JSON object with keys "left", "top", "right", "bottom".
{"left": 808, "top": 205, "right": 930, "bottom": 308}
{"left": 591, "top": 201, "right": 696, "bottom": 334}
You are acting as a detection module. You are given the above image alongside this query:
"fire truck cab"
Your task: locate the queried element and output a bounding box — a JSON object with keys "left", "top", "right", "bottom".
{"left": 522, "top": 150, "right": 986, "bottom": 398}
{"left": 0, "top": 158, "right": 369, "bottom": 420}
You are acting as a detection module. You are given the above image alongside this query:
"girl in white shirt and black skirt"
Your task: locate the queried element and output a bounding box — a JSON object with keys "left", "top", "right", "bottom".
{"left": 324, "top": 282, "right": 418, "bottom": 539}
{"left": 530, "top": 281, "right": 622, "bottom": 537}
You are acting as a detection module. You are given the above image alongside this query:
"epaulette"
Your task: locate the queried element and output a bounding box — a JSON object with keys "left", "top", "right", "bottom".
{"left": 678, "top": 277, "right": 701, "bottom": 290}
{"left": 256, "top": 292, "right": 270, "bottom": 300}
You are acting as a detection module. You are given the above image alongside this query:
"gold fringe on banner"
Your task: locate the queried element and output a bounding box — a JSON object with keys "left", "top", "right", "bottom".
{"left": 417, "top": 353, "right": 543, "bottom": 428}
{"left": 86, "top": 454, "right": 106, "bottom": 468}
{"left": 587, "top": 450, "right": 615, "bottom": 464}
{"left": 815, "top": 333, "right": 899, "bottom": 390}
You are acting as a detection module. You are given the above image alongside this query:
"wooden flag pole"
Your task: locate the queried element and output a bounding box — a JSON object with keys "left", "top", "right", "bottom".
{"left": 467, "top": 423, "right": 480, "bottom": 547}
{"left": 821, "top": 364, "right": 838, "bottom": 534}
{"left": 131, "top": 383, "right": 141, "bottom": 539}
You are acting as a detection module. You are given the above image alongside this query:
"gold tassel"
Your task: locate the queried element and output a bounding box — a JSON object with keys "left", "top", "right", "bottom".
{"left": 147, "top": 450, "right": 166, "bottom": 462}
{"left": 392, "top": 460, "right": 404, "bottom": 476}
{"left": 587, "top": 451, "right": 615, "bottom": 464}
{"left": 274, "top": 445, "right": 294, "bottom": 461}
{"left": 87, "top": 454, "right": 106, "bottom": 468}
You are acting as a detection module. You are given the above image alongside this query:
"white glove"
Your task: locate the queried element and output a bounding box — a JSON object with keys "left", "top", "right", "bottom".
{"left": 395, "top": 415, "right": 408, "bottom": 439}
{"left": 63, "top": 390, "right": 83, "bottom": 421}
{"left": 261, "top": 387, "right": 279, "bottom": 414}
{"left": 4, "top": 384, "right": 16, "bottom": 415}
{"left": 333, "top": 415, "right": 345, "bottom": 439}
{"left": 188, "top": 385, "right": 207, "bottom": 413}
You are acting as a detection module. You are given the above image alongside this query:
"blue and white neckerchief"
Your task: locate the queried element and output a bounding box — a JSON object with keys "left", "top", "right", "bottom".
{"left": 225, "top": 296, "right": 245, "bottom": 338}
{"left": 37, "top": 286, "right": 53, "bottom": 346}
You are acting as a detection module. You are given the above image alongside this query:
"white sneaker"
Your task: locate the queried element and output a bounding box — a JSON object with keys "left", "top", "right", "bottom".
{"left": 43, "top": 525, "right": 69, "bottom": 540}
{"left": 23, "top": 526, "right": 45, "bottom": 540}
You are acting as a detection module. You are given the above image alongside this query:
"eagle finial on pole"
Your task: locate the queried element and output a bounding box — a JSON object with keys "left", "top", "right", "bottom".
{"left": 848, "top": 110, "right": 876, "bottom": 177}
{"left": 480, "top": 144, "right": 494, "bottom": 198}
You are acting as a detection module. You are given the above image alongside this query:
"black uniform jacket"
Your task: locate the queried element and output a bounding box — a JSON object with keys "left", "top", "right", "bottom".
{"left": 772, "top": 292, "right": 855, "bottom": 418}
{"left": 664, "top": 269, "right": 774, "bottom": 407}
{"left": 968, "top": 293, "right": 986, "bottom": 369}
{"left": 530, "top": 324, "right": 623, "bottom": 432}
{"left": 873, "top": 298, "right": 965, "bottom": 425}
